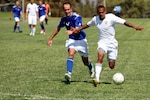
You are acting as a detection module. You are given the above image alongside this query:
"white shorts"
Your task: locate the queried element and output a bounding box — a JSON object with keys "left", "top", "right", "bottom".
{"left": 65, "top": 39, "right": 89, "bottom": 57}
{"left": 14, "top": 17, "right": 20, "bottom": 22}
{"left": 39, "top": 15, "right": 46, "bottom": 22}
{"left": 97, "top": 39, "right": 118, "bottom": 60}
{"left": 28, "top": 15, "right": 37, "bottom": 25}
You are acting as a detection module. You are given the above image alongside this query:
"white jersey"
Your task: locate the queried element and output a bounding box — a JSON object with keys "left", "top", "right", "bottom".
{"left": 26, "top": 3, "right": 38, "bottom": 16}
{"left": 87, "top": 13, "right": 126, "bottom": 60}
{"left": 87, "top": 13, "right": 125, "bottom": 41}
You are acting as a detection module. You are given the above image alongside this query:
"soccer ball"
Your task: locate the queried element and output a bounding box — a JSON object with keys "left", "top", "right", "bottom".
{"left": 112, "top": 73, "right": 125, "bottom": 84}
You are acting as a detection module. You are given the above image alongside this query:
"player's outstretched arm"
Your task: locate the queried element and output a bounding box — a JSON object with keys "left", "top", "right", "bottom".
{"left": 66, "top": 24, "right": 89, "bottom": 35}
{"left": 47, "top": 27, "right": 60, "bottom": 46}
{"left": 124, "top": 22, "right": 144, "bottom": 31}
{"left": 9, "top": 11, "right": 13, "bottom": 20}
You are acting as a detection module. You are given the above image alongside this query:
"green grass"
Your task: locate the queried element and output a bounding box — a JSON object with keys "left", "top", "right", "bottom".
{"left": 0, "top": 12, "right": 150, "bottom": 100}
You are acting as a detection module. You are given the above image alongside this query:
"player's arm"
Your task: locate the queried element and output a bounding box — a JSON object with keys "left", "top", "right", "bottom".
{"left": 25, "top": 11, "right": 28, "bottom": 21}
{"left": 67, "top": 24, "right": 89, "bottom": 35}
{"left": 20, "top": 11, "right": 23, "bottom": 19}
{"left": 47, "top": 27, "right": 61, "bottom": 46}
{"left": 124, "top": 22, "right": 144, "bottom": 31}
{"left": 9, "top": 11, "right": 13, "bottom": 20}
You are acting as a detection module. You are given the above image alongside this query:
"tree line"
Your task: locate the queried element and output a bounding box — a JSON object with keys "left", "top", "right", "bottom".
{"left": 1, "top": 0, "right": 150, "bottom": 18}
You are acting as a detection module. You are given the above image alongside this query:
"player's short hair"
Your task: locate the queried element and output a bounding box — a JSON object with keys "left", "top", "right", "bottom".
{"left": 96, "top": 5, "right": 105, "bottom": 12}
{"left": 63, "top": 2, "right": 72, "bottom": 9}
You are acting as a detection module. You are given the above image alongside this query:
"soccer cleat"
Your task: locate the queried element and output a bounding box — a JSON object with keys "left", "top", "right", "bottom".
{"left": 43, "top": 32, "right": 46, "bottom": 35}
{"left": 64, "top": 73, "right": 71, "bottom": 84}
{"left": 19, "top": 30, "right": 22, "bottom": 33}
{"left": 89, "top": 63, "right": 95, "bottom": 78}
{"left": 29, "top": 32, "right": 32, "bottom": 36}
{"left": 92, "top": 79, "right": 100, "bottom": 87}
{"left": 40, "top": 30, "right": 43, "bottom": 34}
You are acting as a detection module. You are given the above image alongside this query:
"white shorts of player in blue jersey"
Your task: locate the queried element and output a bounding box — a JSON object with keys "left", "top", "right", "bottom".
{"left": 39, "top": 15, "right": 46, "bottom": 22}
{"left": 97, "top": 38, "right": 118, "bottom": 61}
{"left": 14, "top": 17, "right": 20, "bottom": 22}
{"left": 65, "top": 38, "right": 89, "bottom": 57}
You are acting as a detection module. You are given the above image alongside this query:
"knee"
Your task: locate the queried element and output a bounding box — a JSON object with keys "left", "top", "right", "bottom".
{"left": 109, "top": 62, "right": 115, "bottom": 69}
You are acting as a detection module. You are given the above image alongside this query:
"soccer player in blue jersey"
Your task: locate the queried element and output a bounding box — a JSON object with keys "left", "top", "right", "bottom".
{"left": 38, "top": 0, "right": 46, "bottom": 34}
{"left": 47, "top": 2, "right": 94, "bottom": 84}
{"left": 10, "top": 1, "right": 23, "bottom": 33}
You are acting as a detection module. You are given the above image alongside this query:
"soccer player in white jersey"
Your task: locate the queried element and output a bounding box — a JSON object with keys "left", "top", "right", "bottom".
{"left": 67, "top": 5, "right": 144, "bottom": 86}
{"left": 47, "top": 2, "right": 94, "bottom": 84}
{"left": 26, "top": 0, "right": 38, "bottom": 36}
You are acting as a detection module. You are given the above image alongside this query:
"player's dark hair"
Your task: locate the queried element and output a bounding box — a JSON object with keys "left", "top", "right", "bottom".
{"left": 96, "top": 5, "right": 105, "bottom": 13}
{"left": 63, "top": 2, "right": 72, "bottom": 9}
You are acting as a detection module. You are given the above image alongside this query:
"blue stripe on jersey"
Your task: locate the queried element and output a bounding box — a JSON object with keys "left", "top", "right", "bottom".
{"left": 38, "top": 5, "right": 46, "bottom": 17}
{"left": 58, "top": 13, "right": 86, "bottom": 40}
{"left": 12, "top": 6, "right": 22, "bottom": 18}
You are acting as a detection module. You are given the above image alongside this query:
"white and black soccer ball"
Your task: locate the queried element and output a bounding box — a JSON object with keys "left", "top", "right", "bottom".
{"left": 112, "top": 73, "right": 125, "bottom": 85}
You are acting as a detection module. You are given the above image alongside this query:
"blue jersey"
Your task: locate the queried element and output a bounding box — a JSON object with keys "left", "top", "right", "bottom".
{"left": 58, "top": 13, "right": 86, "bottom": 40}
{"left": 11, "top": 6, "right": 22, "bottom": 18}
{"left": 38, "top": 5, "right": 46, "bottom": 17}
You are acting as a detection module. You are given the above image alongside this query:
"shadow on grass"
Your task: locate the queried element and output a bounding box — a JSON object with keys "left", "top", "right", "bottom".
{"left": 61, "top": 80, "right": 112, "bottom": 85}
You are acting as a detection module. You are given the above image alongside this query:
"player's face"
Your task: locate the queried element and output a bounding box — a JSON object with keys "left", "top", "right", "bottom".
{"left": 97, "top": 8, "right": 106, "bottom": 20}
{"left": 30, "top": 0, "right": 34, "bottom": 3}
{"left": 16, "top": 1, "right": 20, "bottom": 6}
{"left": 39, "top": 1, "right": 42, "bottom": 5}
{"left": 63, "top": 4, "right": 72, "bottom": 17}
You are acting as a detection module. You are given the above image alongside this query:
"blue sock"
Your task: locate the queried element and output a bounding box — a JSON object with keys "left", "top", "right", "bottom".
{"left": 40, "top": 23, "right": 45, "bottom": 31}
{"left": 17, "top": 25, "right": 20, "bottom": 31}
{"left": 66, "top": 58, "right": 74, "bottom": 73}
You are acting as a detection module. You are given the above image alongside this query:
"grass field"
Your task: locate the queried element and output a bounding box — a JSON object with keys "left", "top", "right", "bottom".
{"left": 0, "top": 12, "right": 150, "bottom": 100}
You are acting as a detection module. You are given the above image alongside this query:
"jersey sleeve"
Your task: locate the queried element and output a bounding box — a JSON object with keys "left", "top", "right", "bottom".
{"left": 74, "top": 16, "right": 82, "bottom": 28}
{"left": 26, "top": 4, "right": 29, "bottom": 12}
{"left": 57, "top": 18, "right": 64, "bottom": 28}
{"left": 87, "top": 16, "right": 96, "bottom": 26}
{"left": 112, "top": 14, "right": 125, "bottom": 24}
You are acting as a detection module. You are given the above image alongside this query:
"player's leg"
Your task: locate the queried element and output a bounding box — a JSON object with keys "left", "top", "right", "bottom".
{"left": 109, "top": 60, "right": 115, "bottom": 69}
{"left": 16, "top": 21, "right": 22, "bottom": 33}
{"left": 45, "top": 14, "right": 48, "bottom": 24}
{"left": 107, "top": 47, "right": 118, "bottom": 69}
{"left": 65, "top": 48, "right": 76, "bottom": 83}
{"left": 81, "top": 56, "right": 94, "bottom": 78}
{"left": 32, "top": 16, "right": 37, "bottom": 36}
{"left": 95, "top": 50, "right": 104, "bottom": 79}
{"left": 28, "top": 16, "right": 33, "bottom": 35}
{"left": 13, "top": 17, "right": 18, "bottom": 32}
{"left": 93, "top": 47, "right": 105, "bottom": 87}
{"left": 39, "top": 16, "right": 46, "bottom": 34}
{"left": 13, "top": 22, "right": 17, "bottom": 32}
{"left": 15, "top": 17, "right": 22, "bottom": 32}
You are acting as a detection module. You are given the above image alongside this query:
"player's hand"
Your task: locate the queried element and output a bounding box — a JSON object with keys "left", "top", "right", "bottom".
{"left": 66, "top": 30, "right": 73, "bottom": 35}
{"left": 134, "top": 26, "right": 144, "bottom": 31}
{"left": 47, "top": 40, "right": 53, "bottom": 46}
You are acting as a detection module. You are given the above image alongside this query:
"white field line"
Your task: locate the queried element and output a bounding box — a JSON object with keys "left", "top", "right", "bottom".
{"left": 0, "top": 92, "right": 56, "bottom": 99}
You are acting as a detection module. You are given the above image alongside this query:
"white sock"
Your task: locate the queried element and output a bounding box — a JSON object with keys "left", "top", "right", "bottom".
{"left": 32, "top": 27, "right": 36, "bottom": 36}
{"left": 95, "top": 63, "right": 102, "bottom": 82}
